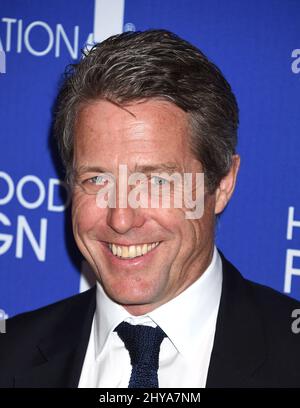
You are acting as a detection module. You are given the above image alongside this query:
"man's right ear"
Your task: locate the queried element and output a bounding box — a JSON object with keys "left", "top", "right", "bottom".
{"left": 214, "top": 155, "right": 240, "bottom": 215}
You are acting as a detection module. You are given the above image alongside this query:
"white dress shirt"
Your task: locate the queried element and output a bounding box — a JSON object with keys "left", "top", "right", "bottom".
{"left": 78, "top": 246, "right": 222, "bottom": 388}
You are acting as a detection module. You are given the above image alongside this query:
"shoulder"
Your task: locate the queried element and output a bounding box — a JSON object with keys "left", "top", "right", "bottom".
{"left": 246, "top": 277, "right": 300, "bottom": 340}
{"left": 206, "top": 251, "right": 300, "bottom": 386}
{"left": 221, "top": 253, "right": 300, "bottom": 351}
{"left": 247, "top": 277, "right": 300, "bottom": 313}
{"left": 0, "top": 287, "right": 96, "bottom": 348}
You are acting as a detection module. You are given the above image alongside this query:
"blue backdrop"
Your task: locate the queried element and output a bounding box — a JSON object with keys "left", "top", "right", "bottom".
{"left": 1, "top": 0, "right": 300, "bottom": 318}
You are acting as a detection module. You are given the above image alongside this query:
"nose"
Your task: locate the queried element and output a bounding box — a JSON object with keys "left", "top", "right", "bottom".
{"left": 107, "top": 206, "right": 145, "bottom": 234}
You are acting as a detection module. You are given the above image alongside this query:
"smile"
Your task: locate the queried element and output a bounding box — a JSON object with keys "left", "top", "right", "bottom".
{"left": 108, "top": 242, "right": 160, "bottom": 259}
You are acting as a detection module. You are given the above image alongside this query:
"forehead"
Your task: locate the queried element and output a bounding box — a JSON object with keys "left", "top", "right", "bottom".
{"left": 73, "top": 99, "right": 197, "bottom": 170}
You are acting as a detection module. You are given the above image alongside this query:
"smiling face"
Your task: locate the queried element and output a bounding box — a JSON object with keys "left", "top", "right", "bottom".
{"left": 72, "top": 99, "right": 238, "bottom": 315}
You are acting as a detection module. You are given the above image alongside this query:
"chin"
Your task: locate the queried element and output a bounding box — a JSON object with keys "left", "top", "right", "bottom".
{"left": 104, "top": 279, "right": 159, "bottom": 306}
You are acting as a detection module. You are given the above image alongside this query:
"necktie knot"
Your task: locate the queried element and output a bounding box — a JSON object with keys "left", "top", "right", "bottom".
{"left": 114, "top": 321, "right": 166, "bottom": 388}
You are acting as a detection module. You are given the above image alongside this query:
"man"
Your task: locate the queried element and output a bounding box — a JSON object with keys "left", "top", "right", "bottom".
{"left": 0, "top": 29, "right": 300, "bottom": 388}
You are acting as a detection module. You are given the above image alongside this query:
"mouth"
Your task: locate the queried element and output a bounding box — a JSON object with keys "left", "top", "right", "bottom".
{"left": 107, "top": 242, "right": 160, "bottom": 260}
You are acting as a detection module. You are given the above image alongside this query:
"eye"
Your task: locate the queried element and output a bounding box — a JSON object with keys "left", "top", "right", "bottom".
{"left": 89, "top": 175, "right": 106, "bottom": 185}
{"left": 151, "top": 175, "right": 169, "bottom": 186}
{"left": 78, "top": 173, "right": 115, "bottom": 195}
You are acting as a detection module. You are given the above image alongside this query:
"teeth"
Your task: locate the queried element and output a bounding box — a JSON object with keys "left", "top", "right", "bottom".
{"left": 108, "top": 242, "right": 159, "bottom": 259}
{"left": 122, "top": 246, "right": 129, "bottom": 258}
{"left": 128, "top": 245, "right": 136, "bottom": 258}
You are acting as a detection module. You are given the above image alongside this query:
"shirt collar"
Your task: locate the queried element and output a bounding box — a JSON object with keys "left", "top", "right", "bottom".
{"left": 94, "top": 246, "right": 222, "bottom": 358}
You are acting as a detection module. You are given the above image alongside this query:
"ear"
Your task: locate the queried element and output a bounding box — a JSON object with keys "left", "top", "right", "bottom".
{"left": 214, "top": 155, "right": 240, "bottom": 215}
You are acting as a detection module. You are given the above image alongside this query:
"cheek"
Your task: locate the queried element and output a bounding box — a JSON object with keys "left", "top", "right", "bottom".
{"left": 171, "top": 209, "right": 209, "bottom": 250}
{"left": 168, "top": 219, "right": 210, "bottom": 276}
{"left": 153, "top": 208, "right": 193, "bottom": 255}
{"left": 149, "top": 208, "right": 184, "bottom": 239}
{"left": 175, "top": 221, "right": 198, "bottom": 258}
{"left": 72, "top": 192, "right": 105, "bottom": 235}
{"left": 189, "top": 205, "right": 216, "bottom": 249}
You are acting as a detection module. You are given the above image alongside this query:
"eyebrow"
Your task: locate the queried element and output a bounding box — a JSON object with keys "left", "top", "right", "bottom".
{"left": 133, "top": 163, "right": 183, "bottom": 174}
{"left": 75, "top": 165, "right": 109, "bottom": 175}
{"left": 74, "top": 162, "right": 183, "bottom": 176}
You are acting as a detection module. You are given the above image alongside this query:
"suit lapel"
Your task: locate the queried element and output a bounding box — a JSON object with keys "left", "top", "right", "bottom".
{"left": 14, "top": 286, "right": 96, "bottom": 388}
{"left": 206, "top": 253, "right": 267, "bottom": 387}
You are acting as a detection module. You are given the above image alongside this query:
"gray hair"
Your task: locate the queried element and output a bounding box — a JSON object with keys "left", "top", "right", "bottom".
{"left": 54, "top": 29, "right": 239, "bottom": 192}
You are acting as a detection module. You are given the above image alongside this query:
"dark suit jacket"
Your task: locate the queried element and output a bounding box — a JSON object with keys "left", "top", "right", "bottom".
{"left": 1, "top": 253, "right": 300, "bottom": 388}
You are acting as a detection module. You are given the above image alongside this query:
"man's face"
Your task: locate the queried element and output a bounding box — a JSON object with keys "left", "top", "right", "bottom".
{"left": 72, "top": 99, "right": 220, "bottom": 315}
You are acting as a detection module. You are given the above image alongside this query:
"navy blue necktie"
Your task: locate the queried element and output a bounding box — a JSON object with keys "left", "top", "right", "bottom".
{"left": 114, "top": 321, "right": 166, "bottom": 388}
